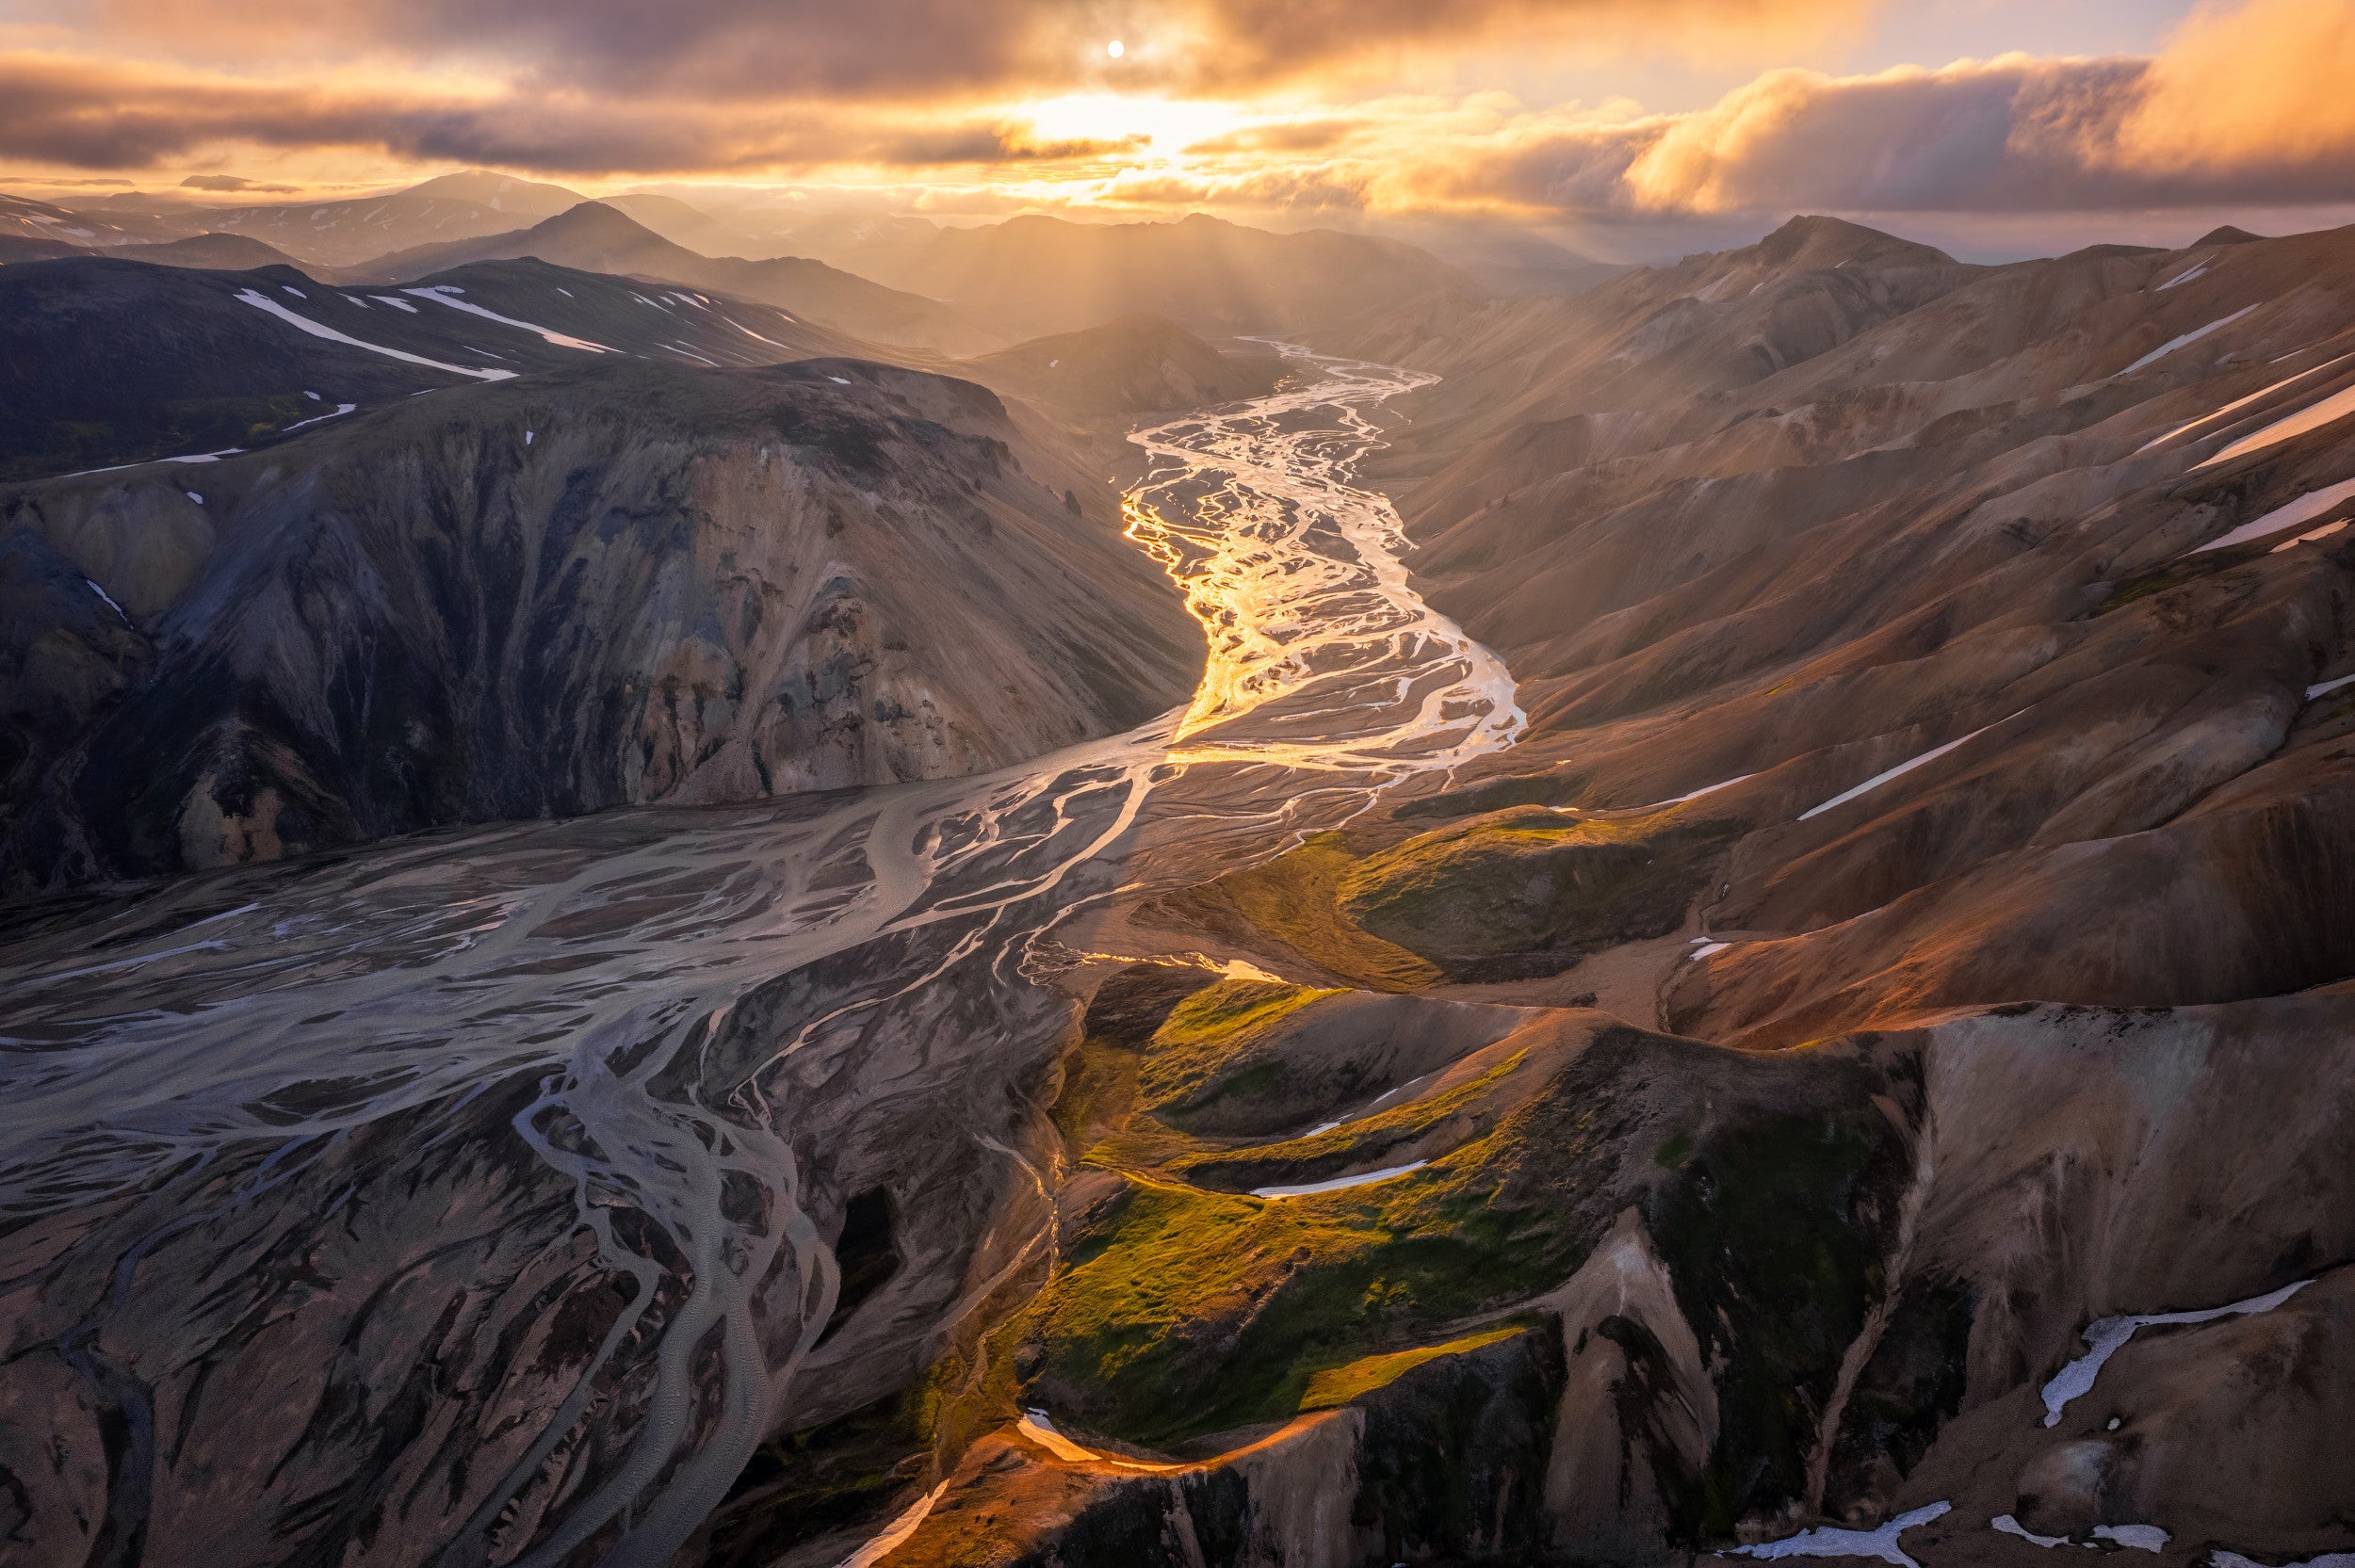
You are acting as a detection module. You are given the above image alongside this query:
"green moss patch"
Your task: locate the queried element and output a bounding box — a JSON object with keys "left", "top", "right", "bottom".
{"left": 1167, "top": 1047, "right": 1533, "bottom": 1190}
{"left": 1019, "top": 1121, "right": 1589, "bottom": 1447}
{"left": 1178, "top": 832, "right": 1446, "bottom": 991}
{"left": 1298, "top": 1326, "right": 1525, "bottom": 1411}
{"left": 1134, "top": 978, "right": 1341, "bottom": 1128}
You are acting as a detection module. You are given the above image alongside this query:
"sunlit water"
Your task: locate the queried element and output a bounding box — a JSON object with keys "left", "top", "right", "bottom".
{"left": 0, "top": 346, "right": 1519, "bottom": 1567}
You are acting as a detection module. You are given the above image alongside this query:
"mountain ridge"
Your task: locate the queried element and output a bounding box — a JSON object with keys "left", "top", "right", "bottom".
{"left": 354, "top": 202, "right": 1001, "bottom": 355}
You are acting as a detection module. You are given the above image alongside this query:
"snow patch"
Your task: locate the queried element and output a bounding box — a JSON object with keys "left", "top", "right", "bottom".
{"left": 726, "top": 316, "right": 791, "bottom": 349}
{"left": 280, "top": 284, "right": 305, "bottom": 299}
{"left": 2137, "top": 351, "right": 2355, "bottom": 452}
{"left": 2186, "top": 477, "right": 2355, "bottom": 555}
{"left": 235, "top": 289, "right": 515, "bottom": 380}
{"left": 1990, "top": 1515, "right": 2074, "bottom": 1549}
{"left": 368, "top": 295, "right": 419, "bottom": 313}
{"left": 2273, "top": 519, "right": 2348, "bottom": 553}
{"left": 1252, "top": 1161, "right": 1427, "bottom": 1199}
{"left": 2120, "top": 305, "right": 2258, "bottom": 376}
{"left": 1016, "top": 1410, "right": 1094, "bottom": 1463}
{"left": 84, "top": 578, "right": 131, "bottom": 622}
{"left": 1725, "top": 1502, "right": 1952, "bottom": 1568}
{"left": 1621, "top": 771, "right": 1759, "bottom": 812}
{"left": 283, "top": 402, "right": 356, "bottom": 431}
{"left": 2306, "top": 672, "right": 2355, "bottom": 701}
{"left": 303, "top": 390, "right": 321, "bottom": 401}
{"left": 1799, "top": 717, "right": 2019, "bottom": 822}
{"left": 1015, "top": 1409, "right": 1179, "bottom": 1472}
{"left": 185, "top": 492, "right": 203, "bottom": 504}
{"left": 833, "top": 1481, "right": 950, "bottom": 1568}
{"left": 829, "top": 375, "right": 853, "bottom": 384}
{"left": 2094, "top": 1526, "right": 2170, "bottom": 1553}
{"left": 1691, "top": 942, "right": 1730, "bottom": 960}
{"left": 2156, "top": 261, "right": 2208, "bottom": 291}
{"left": 525, "top": 429, "right": 534, "bottom": 445}
{"left": 2200, "top": 380, "right": 2355, "bottom": 470}
{"left": 402, "top": 285, "right": 613, "bottom": 351}
{"left": 2211, "top": 1553, "right": 2355, "bottom": 1568}
{"left": 2040, "top": 1279, "right": 2314, "bottom": 1427}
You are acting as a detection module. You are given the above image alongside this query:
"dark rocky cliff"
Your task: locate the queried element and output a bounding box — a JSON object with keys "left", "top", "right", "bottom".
{"left": 0, "top": 357, "right": 1199, "bottom": 892}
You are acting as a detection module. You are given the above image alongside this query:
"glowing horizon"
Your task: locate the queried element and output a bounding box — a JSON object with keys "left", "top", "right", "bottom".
{"left": 5, "top": 0, "right": 2354, "bottom": 258}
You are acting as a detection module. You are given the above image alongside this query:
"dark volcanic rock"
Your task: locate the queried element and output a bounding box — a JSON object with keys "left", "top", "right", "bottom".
{"left": 0, "top": 356, "right": 1198, "bottom": 891}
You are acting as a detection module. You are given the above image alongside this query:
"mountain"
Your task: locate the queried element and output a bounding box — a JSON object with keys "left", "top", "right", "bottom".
{"left": 0, "top": 234, "right": 83, "bottom": 264}
{"left": 0, "top": 227, "right": 335, "bottom": 277}
{"left": 356, "top": 202, "right": 1001, "bottom": 355}
{"left": 0, "top": 190, "right": 155, "bottom": 248}
{"left": 0, "top": 253, "right": 861, "bottom": 481}
{"left": 1330, "top": 213, "right": 1986, "bottom": 456}
{"left": 0, "top": 352, "right": 1197, "bottom": 889}
{"left": 855, "top": 211, "right": 1485, "bottom": 338}
{"left": 957, "top": 314, "right": 1289, "bottom": 415}
{"left": 111, "top": 232, "right": 323, "bottom": 272}
{"left": 151, "top": 170, "right": 592, "bottom": 267}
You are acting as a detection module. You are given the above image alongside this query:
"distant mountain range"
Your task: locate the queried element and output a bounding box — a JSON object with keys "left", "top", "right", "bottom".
{"left": 134, "top": 170, "right": 589, "bottom": 267}
{"left": 3, "top": 173, "right": 1509, "bottom": 346}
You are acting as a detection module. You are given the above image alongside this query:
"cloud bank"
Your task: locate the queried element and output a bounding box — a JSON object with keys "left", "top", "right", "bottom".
{"left": 0, "top": 0, "right": 2348, "bottom": 232}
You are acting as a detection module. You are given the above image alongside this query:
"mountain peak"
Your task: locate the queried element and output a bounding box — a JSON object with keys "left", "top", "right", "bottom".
{"left": 2192, "top": 224, "right": 2266, "bottom": 247}
{"left": 1753, "top": 213, "right": 1956, "bottom": 272}
{"left": 532, "top": 201, "right": 667, "bottom": 243}
{"left": 400, "top": 170, "right": 590, "bottom": 211}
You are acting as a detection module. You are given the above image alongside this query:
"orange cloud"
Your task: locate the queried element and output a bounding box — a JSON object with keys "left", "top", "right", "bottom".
{"left": 1434, "top": 0, "right": 2355, "bottom": 221}
{"left": 6, "top": 0, "right": 2352, "bottom": 230}
{"left": 2119, "top": 0, "right": 2355, "bottom": 171}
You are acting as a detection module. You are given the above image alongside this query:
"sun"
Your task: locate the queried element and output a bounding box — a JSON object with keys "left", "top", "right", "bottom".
{"left": 1107, "top": 40, "right": 1125, "bottom": 58}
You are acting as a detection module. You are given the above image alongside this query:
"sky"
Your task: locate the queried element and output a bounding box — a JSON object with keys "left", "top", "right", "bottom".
{"left": 3, "top": 0, "right": 2353, "bottom": 259}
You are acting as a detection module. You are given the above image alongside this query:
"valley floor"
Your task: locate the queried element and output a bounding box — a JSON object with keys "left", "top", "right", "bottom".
{"left": 5, "top": 326, "right": 2352, "bottom": 1568}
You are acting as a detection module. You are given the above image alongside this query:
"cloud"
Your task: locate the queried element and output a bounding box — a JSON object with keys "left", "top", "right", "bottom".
{"left": 1424, "top": 1, "right": 2355, "bottom": 220}
{"left": 2117, "top": 0, "right": 2355, "bottom": 171}
{"left": 74, "top": 0, "right": 1869, "bottom": 103}
{"left": 1181, "top": 120, "right": 1365, "bottom": 155}
{"left": 178, "top": 171, "right": 294, "bottom": 190}
{"left": 0, "top": 53, "right": 1154, "bottom": 174}
{"left": 3, "top": 0, "right": 2349, "bottom": 226}
{"left": 1098, "top": 163, "right": 1374, "bottom": 212}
